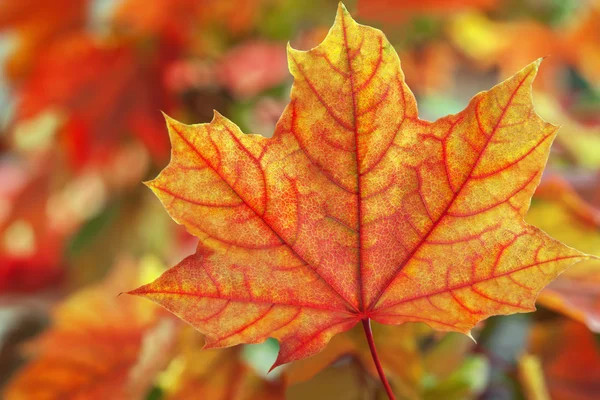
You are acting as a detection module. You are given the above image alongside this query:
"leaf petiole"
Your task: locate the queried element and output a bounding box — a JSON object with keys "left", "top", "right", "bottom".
{"left": 361, "top": 318, "right": 396, "bottom": 400}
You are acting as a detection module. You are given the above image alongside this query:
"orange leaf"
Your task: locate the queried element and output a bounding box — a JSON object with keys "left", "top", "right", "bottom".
{"left": 4, "top": 259, "right": 178, "bottom": 400}
{"left": 130, "top": 4, "right": 590, "bottom": 371}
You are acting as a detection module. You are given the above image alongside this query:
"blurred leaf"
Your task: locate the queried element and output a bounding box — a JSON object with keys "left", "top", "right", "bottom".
{"left": 399, "top": 42, "right": 457, "bottom": 95}
{"left": 286, "top": 360, "right": 377, "bottom": 400}
{"left": 528, "top": 320, "right": 600, "bottom": 400}
{"left": 357, "top": 0, "right": 498, "bottom": 23}
{"left": 449, "top": 1, "right": 600, "bottom": 93}
{"left": 4, "top": 258, "right": 179, "bottom": 399}
{"left": 14, "top": 35, "right": 170, "bottom": 168}
{"left": 217, "top": 40, "right": 289, "bottom": 99}
{"left": 0, "top": 160, "right": 65, "bottom": 293}
{"left": 423, "top": 355, "right": 489, "bottom": 400}
{"left": 285, "top": 323, "right": 426, "bottom": 399}
{"left": 66, "top": 200, "right": 120, "bottom": 258}
{"left": 563, "top": 1, "right": 600, "bottom": 89}
{"left": 145, "top": 386, "right": 164, "bottom": 400}
{"left": 159, "top": 328, "right": 284, "bottom": 400}
{"left": 518, "top": 354, "right": 551, "bottom": 400}
{"left": 535, "top": 94, "right": 600, "bottom": 169}
{"left": 422, "top": 332, "right": 475, "bottom": 381}
{"left": 0, "top": 0, "right": 88, "bottom": 80}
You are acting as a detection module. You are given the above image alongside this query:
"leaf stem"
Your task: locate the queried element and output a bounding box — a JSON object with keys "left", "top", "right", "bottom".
{"left": 361, "top": 318, "right": 396, "bottom": 400}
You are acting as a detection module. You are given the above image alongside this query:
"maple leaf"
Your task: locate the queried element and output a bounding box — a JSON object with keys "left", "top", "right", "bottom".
{"left": 130, "top": 4, "right": 591, "bottom": 395}
{"left": 4, "top": 259, "right": 178, "bottom": 400}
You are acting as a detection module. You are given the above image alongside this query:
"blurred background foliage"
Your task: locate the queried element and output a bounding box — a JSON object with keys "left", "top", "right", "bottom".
{"left": 0, "top": 0, "right": 599, "bottom": 399}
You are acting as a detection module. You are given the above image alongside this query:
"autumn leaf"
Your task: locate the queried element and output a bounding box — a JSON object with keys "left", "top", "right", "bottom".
{"left": 527, "top": 176, "right": 600, "bottom": 332}
{"left": 130, "top": 4, "right": 590, "bottom": 395}
{"left": 0, "top": 0, "right": 88, "bottom": 81}
{"left": 448, "top": 12, "right": 567, "bottom": 95}
{"left": 4, "top": 258, "right": 178, "bottom": 400}
{"left": 113, "top": 0, "right": 262, "bottom": 47}
{"left": 14, "top": 35, "right": 170, "bottom": 168}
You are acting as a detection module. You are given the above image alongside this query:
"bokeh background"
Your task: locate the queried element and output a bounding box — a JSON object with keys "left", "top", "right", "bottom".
{"left": 0, "top": 0, "right": 599, "bottom": 398}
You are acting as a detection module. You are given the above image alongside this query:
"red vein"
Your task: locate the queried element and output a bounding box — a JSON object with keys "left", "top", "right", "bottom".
{"left": 151, "top": 184, "right": 243, "bottom": 208}
{"left": 279, "top": 318, "right": 356, "bottom": 361}
{"left": 290, "top": 54, "right": 354, "bottom": 132}
{"left": 375, "top": 255, "right": 583, "bottom": 312}
{"left": 288, "top": 102, "right": 357, "bottom": 194}
{"left": 448, "top": 170, "right": 540, "bottom": 217}
{"left": 133, "top": 287, "right": 352, "bottom": 314}
{"left": 355, "top": 37, "right": 383, "bottom": 92}
{"left": 341, "top": 12, "right": 366, "bottom": 311}
{"left": 368, "top": 69, "right": 535, "bottom": 312}
{"left": 214, "top": 305, "right": 275, "bottom": 343}
{"left": 470, "top": 129, "right": 555, "bottom": 180}
{"left": 168, "top": 123, "right": 359, "bottom": 313}
{"left": 470, "top": 286, "right": 529, "bottom": 310}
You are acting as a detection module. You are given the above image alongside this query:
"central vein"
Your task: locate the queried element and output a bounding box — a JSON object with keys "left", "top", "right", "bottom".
{"left": 340, "top": 13, "right": 366, "bottom": 313}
